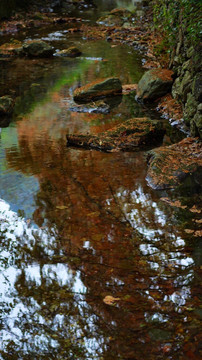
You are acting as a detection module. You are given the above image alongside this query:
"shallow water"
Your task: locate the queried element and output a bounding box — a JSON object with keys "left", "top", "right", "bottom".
{"left": 0, "top": 1, "right": 201, "bottom": 359}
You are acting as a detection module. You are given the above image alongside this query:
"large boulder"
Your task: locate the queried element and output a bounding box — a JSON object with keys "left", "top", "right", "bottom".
{"left": 56, "top": 47, "right": 82, "bottom": 58}
{"left": 0, "top": 96, "right": 14, "bottom": 115}
{"left": 146, "top": 137, "right": 202, "bottom": 189}
{"left": 137, "top": 68, "right": 174, "bottom": 101}
{"left": 22, "top": 40, "right": 54, "bottom": 58}
{"left": 67, "top": 117, "right": 165, "bottom": 152}
{"left": 73, "top": 78, "right": 122, "bottom": 103}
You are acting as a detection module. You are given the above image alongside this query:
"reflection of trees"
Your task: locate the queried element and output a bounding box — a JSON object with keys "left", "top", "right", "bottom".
{"left": 4, "top": 129, "right": 201, "bottom": 359}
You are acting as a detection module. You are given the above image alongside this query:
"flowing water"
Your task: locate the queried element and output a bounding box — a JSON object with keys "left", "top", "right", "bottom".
{"left": 0, "top": 1, "right": 201, "bottom": 359}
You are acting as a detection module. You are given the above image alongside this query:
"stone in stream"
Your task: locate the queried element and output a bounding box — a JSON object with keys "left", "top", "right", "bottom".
{"left": 97, "top": 8, "right": 132, "bottom": 27}
{"left": 56, "top": 47, "right": 82, "bottom": 58}
{"left": 69, "top": 100, "right": 111, "bottom": 114}
{"left": 137, "top": 68, "right": 174, "bottom": 101}
{"left": 21, "top": 40, "right": 54, "bottom": 58}
{"left": 0, "top": 96, "right": 15, "bottom": 115}
{"left": 66, "top": 117, "right": 165, "bottom": 152}
{"left": 69, "top": 96, "right": 122, "bottom": 114}
{"left": 73, "top": 78, "right": 122, "bottom": 103}
{"left": 146, "top": 137, "right": 202, "bottom": 190}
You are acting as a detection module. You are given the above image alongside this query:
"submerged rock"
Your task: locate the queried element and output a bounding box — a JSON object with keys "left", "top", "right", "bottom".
{"left": 73, "top": 78, "right": 122, "bottom": 103}
{"left": 0, "top": 116, "right": 11, "bottom": 127}
{"left": 146, "top": 137, "right": 202, "bottom": 189}
{"left": 0, "top": 40, "right": 22, "bottom": 58}
{"left": 56, "top": 47, "right": 82, "bottom": 57}
{"left": 66, "top": 117, "right": 165, "bottom": 152}
{"left": 137, "top": 68, "right": 174, "bottom": 101}
{"left": 21, "top": 40, "right": 54, "bottom": 58}
{"left": 0, "top": 96, "right": 14, "bottom": 115}
{"left": 69, "top": 100, "right": 111, "bottom": 114}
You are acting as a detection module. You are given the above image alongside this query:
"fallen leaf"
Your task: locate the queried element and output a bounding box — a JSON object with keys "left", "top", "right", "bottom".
{"left": 185, "top": 229, "right": 194, "bottom": 234}
{"left": 194, "top": 230, "right": 202, "bottom": 237}
{"left": 160, "top": 197, "right": 187, "bottom": 209}
{"left": 194, "top": 219, "right": 202, "bottom": 224}
{"left": 190, "top": 205, "right": 201, "bottom": 213}
{"left": 56, "top": 205, "right": 69, "bottom": 210}
{"left": 103, "top": 295, "right": 120, "bottom": 305}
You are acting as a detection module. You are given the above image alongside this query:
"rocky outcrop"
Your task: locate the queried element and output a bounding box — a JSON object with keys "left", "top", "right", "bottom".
{"left": 171, "top": 44, "right": 202, "bottom": 139}
{"left": 20, "top": 40, "right": 54, "bottom": 58}
{"left": 146, "top": 137, "right": 202, "bottom": 189}
{"left": 56, "top": 47, "right": 82, "bottom": 57}
{"left": 0, "top": 96, "right": 14, "bottom": 115}
{"left": 66, "top": 117, "right": 165, "bottom": 152}
{"left": 73, "top": 78, "right": 122, "bottom": 103}
{"left": 137, "top": 68, "right": 174, "bottom": 101}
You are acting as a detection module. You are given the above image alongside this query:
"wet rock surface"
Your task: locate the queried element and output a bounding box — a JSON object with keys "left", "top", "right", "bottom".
{"left": 73, "top": 77, "right": 122, "bottom": 103}
{"left": 66, "top": 117, "right": 165, "bottom": 152}
{"left": 97, "top": 7, "right": 132, "bottom": 27}
{"left": 21, "top": 40, "right": 54, "bottom": 58}
{"left": 137, "top": 68, "right": 174, "bottom": 101}
{"left": 56, "top": 46, "right": 82, "bottom": 57}
{"left": 0, "top": 96, "right": 14, "bottom": 115}
{"left": 146, "top": 137, "right": 202, "bottom": 189}
{"left": 69, "top": 99, "right": 111, "bottom": 114}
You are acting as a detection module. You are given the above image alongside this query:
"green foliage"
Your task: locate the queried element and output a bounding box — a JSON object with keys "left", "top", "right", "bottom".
{"left": 153, "top": 0, "right": 202, "bottom": 47}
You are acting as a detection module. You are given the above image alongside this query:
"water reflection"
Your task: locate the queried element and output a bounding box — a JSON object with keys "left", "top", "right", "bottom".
{"left": 1, "top": 134, "right": 201, "bottom": 358}
{"left": 0, "top": 4, "right": 201, "bottom": 358}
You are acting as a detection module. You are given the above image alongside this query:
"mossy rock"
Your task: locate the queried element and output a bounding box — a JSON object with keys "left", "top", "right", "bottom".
{"left": 183, "top": 93, "right": 198, "bottom": 125}
{"left": 73, "top": 78, "right": 122, "bottom": 103}
{"left": 67, "top": 117, "right": 165, "bottom": 152}
{"left": 0, "top": 96, "right": 14, "bottom": 115}
{"left": 137, "top": 68, "right": 174, "bottom": 101}
{"left": 146, "top": 137, "right": 202, "bottom": 189}
{"left": 22, "top": 40, "right": 54, "bottom": 58}
{"left": 57, "top": 47, "right": 82, "bottom": 58}
{"left": 97, "top": 14, "right": 124, "bottom": 26}
{"left": 191, "top": 104, "right": 202, "bottom": 139}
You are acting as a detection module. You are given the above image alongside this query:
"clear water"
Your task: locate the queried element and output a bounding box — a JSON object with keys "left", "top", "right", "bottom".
{"left": 0, "top": 1, "right": 201, "bottom": 359}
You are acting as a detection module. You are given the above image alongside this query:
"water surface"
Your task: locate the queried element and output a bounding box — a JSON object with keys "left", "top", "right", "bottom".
{"left": 0, "top": 1, "right": 201, "bottom": 359}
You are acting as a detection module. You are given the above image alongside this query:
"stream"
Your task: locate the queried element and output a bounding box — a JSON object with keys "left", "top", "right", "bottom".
{"left": 0, "top": 1, "right": 201, "bottom": 359}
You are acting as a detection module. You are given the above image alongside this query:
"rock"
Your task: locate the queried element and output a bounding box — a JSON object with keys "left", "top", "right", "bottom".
{"left": 180, "top": 71, "right": 192, "bottom": 102}
{"left": 183, "top": 93, "right": 198, "bottom": 125}
{"left": 186, "top": 46, "right": 194, "bottom": 58}
{"left": 191, "top": 104, "right": 202, "bottom": 139}
{"left": 192, "top": 73, "right": 202, "bottom": 102}
{"left": 146, "top": 137, "right": 202, "bottom": 189}
{"left": 69, "top": 100, "right": 111, "bottom": 114}
{"left": 73, "top": 78, "right": 122, "bottom": 103}
{"left": 0, "top": 116, "right": 11, "bottom": 127}
{"left": 110, "top": 8, "right": 131, "bottom": 18}
{"left": 22, "top": 40, "right": 54, "bottom": 58}
{"left": 0, "top": 40, "right": 22, "bottom": 57}
{"left": 97, "top": 14, "right": 124, "bottom": 27}
{"left": 137, "top": 68, "right": 174, "bottom": 101}
{"left": 56, "top": 47, "right": 82, "bottom": 57}
{"left": 66, "top": 117, "right": 165, "bottom": 152}
{"left": 97, "top": 7, "right": 132, "bottom": 26}
{"left": 0, "top": 96, "right": 14, "bottom": 115}
{"left": 172, "top": 77, "right": 181, "bottom": 100}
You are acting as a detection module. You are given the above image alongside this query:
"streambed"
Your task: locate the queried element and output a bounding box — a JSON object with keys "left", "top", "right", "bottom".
{"left": 0, "top": 1, "right": 201, "bottom": 359}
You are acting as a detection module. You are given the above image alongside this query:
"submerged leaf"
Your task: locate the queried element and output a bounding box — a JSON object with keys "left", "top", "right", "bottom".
{"left": 103, "top": 295, "right": 120, "bottom": 305}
